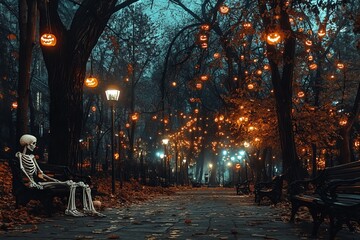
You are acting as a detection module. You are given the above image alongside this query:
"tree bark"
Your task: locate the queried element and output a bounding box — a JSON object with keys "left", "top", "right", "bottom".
{"left": 17, "top": 0, "right": 37, "bottom": 142}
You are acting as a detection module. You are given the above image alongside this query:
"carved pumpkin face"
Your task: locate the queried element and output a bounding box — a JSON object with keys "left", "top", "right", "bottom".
{"left": 40, "top": 33, "right": 57, "bottom": 47}
{"left": 266, "top": 32, "right": 281, "bottom": 45}
{"left": 84, "top": 77, "right": 99, "bottom": 88}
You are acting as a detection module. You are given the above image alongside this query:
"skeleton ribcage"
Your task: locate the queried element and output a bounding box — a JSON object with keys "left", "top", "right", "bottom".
{"left": 21, "top": 154, "right": 37, "bottom": 177}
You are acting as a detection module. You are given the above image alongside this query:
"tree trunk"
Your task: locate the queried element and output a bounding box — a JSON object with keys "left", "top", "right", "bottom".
{"left": 17, "top": 0, "right": 37, "bottom": 142}
{"left": 258, "top": 0, "right": 300, "bottom": 182}
{"left": 339, "top": 83, "right": 360, "bottom": 163}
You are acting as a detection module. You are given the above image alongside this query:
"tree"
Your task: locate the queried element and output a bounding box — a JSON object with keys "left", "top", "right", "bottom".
{"left": 37, "top": 0, "right": 138, "bottom": 167}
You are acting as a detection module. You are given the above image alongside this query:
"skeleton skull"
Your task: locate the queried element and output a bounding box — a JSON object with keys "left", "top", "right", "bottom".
{"left": 19, "top": 134, "right": 37, "bottom": 152}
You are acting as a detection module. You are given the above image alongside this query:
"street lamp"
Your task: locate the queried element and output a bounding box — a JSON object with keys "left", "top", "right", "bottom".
{"left": 162, "top": 138, "right": 169, "bottom": 185}
{"left": 105, "top": 86, "right": 120, "bottom": 194}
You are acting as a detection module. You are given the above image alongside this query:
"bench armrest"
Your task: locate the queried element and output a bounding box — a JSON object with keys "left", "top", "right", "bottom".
{"left": 38, "top": 163, "right": 92, "bottom": 186}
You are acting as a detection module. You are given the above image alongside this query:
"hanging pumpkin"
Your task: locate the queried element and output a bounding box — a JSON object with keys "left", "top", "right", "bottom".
{"left": 266, "top": 32, "right": 281, "bottom": 45}
{"left": 40, "top": 33, "right": 57, "bottom": 47}
{"left": 84, "top": 77, "right": 99, "bottom": 88}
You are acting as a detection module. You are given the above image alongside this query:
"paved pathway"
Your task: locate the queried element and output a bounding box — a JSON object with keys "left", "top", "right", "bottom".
{"left": 1, "top": 188, "right": 359, "bottom": 239}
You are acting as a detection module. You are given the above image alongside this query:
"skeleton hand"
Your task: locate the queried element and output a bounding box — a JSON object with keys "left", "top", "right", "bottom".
{"left": 66, "top": 180, "right": 74, "bottom": 186}
{"left": 30, "top": 182, "right": 43, "bottom": 189}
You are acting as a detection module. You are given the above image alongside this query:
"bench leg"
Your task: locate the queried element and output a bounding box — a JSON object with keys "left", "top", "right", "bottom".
{"left": 290, "top": 201, "right": 300, "bottom": 222}
{"left": 310, "top": 209, "right": 325, "bottom": 237}
{"left": 329, "top": 214, "right": 343, "bottom": 240}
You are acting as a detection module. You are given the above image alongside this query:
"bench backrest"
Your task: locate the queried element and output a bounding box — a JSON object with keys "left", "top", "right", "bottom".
{"left": 321, "top": 160, "right": 360, "bottom": 194}
{"left": 8, "top": 159, "right": 28, "bottom": 194}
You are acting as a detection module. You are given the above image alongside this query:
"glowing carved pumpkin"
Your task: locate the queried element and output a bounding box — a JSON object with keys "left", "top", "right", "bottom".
{"left": 219, "top": 4, "right": 230, "bottom": 14}
{"left": 266, "top": 32, "right": 281, "bottom": 45}
{"left": 84, "top": 77, "right": 99, "bottom": 88}
{"left": 40, "top": 33, "right": 57, "bottom": 47}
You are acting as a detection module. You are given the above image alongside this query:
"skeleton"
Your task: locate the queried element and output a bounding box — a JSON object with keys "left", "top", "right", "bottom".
{"left": 15, "top": 134, "right": 104, "bottom": 217}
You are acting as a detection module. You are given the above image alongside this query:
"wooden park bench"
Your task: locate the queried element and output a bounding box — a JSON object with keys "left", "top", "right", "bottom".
{"left": 254, "top": 175, "right": 284, "bottom": 205}
{"left": 236, "top": 180, "right": 250, "bottom": 195}
{"left": 9, "top": 158, "right": 92, "bottom": 216}
{"left": 288, "top": 160, "right": 360, "bottom": 239}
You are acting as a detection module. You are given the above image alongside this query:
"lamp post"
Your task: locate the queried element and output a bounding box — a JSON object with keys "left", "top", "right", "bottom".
{"left": 162, "top": 138, "right": 169, "bottom": 185}
{"left": 105, "top": 87, "right": 120, "bottom": 195}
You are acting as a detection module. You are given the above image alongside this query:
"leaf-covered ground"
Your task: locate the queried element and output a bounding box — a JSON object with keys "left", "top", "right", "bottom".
{"left": 1, "top": 160, "right": 358, "bottom": 234}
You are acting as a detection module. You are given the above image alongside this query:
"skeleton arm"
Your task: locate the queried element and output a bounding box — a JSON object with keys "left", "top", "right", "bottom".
{"left": 15, "top": 152, "right": 43, "bottom": 189}
{"left": 32, "top": 158, "right": 60, "bottom": 182}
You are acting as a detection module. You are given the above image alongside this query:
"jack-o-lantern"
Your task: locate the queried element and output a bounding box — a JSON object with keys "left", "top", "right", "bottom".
{"left": 266, "top": 32, "right": 281, "bottom": 45}
{"left": 219, "top": 4, "right": 230, "bottom": 14}
{"left": 84, "top": 77, "right": 99, "bottom": 88}
{"left": 40, "top": 33, "right": 57, "bottom": 47}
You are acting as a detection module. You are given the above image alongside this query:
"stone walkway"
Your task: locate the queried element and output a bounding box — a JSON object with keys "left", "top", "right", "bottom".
{"left": 1, "top": 188, "right": 359, "bottom": 239}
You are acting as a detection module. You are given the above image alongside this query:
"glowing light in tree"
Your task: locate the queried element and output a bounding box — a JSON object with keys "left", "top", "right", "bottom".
{"left": 201, "top": 42, "right": 208, "bottom": 49}
{"left": 266, "top": 32, "right": 281, "bottom": 45}
{"left": 318, "top": 24, "right": 326, "bottom": 38}
{"left": 40, "top": 33, "right": 57, "bottom": 47}
{"left": 201, "top": 24, "right": 210, "bottom": 31}
{"left": 339, "top": 118, "right": 347, "bottom": 126}
{"left": 305, "top": 40, "right": 312, "bottom": 46}
{"left": 84, "top": 77, "right": 98, "bottom": 88}
{"left": 336, "top": 63, "right": 345, "bottom": 70}
{"left": 243, "top": 22, "right": 252, "bottom": 29}
{"left": 213, "top": 52, "right": 221, "bottom": 59}
{"left": 309, "top": 63, "right": 318, "bottom": 70}
{"left": 297, "top": 91, "right": 305, "bottom": 98}
{"left": 11, "top": 101, "right": 18, "bottom": 109}
{"left": 200, "top": 75, "right": 209, "bottom": 81}
{"left": 219, "top": 4, "right": 230, "bottom": 14}
{"left": 247, "top": 83, "right": 254, "bottom": 89}
{"left": 199, "top": 34, "right": 208, "bottom": 41}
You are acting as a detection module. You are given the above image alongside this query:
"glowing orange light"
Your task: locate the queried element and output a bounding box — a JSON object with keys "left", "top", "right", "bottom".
{"left": 199, "top": 34, "right": 208, "bottom": 41}
{"left": 196, "top": 82, "right": 202, "bottom": 89}
{"left": 339, "top": 119, "right": 347, "bottom": 126}
{"left": 263, "top": 64, "right": 270, "bottom": 70}
{"left": 256, "top": 70, "right": 262, "bottom": 75}
{"left": 131, "top": 113, "right": 139, "bottom": 121}
{"left": 336, "top": 63, "right": 345, "bottom": 70}
{"left": 247, "top": 83, "right": 254, "bottom": 89}
{"left": 11, "top": 101, "right": 18, "bottom": 109}
{"left": 91, "top": 106, "right": 97, "bottom": 112}
{"left": 40, "top": 33, "right": 57, "bottom": 47}
{"left": 200, "top": 75, "right": 209, "bottom": 81}
{"left": 318, "top": 27, "right": 326, "bottom": 37}
{"left": 213, "top": 53, "right": 221, "bottom": 59}
{"left": 308, "top": 55, "right": 314, "bottom": 61}
{"left": 84, "top": 77, "right": 99, "bottom": 88}
{"left": 309, "top": 63, "right": 317, "bottom": 70}
{"left": 219, "top": 4, "right": 230, "bottom": 14}
{"left": 266, "top": 32, "right": 281, "bottom": 45}
{"left": 201, "top": 24, "right": 210, "bottom": 31}
{"left": 297, "top": 91, "right": 305, "bottom": 98}
{"left": 172, "top": 81, "right": 177, "bottom": 87}
{"left": 305, "top": 40, "right": 312, "bottom": 46}
{"left": 243, "top": 22, "right": 252, "bottom": 29}
{"left": 200, "top": 42, "right": 208, "bottom": 49}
